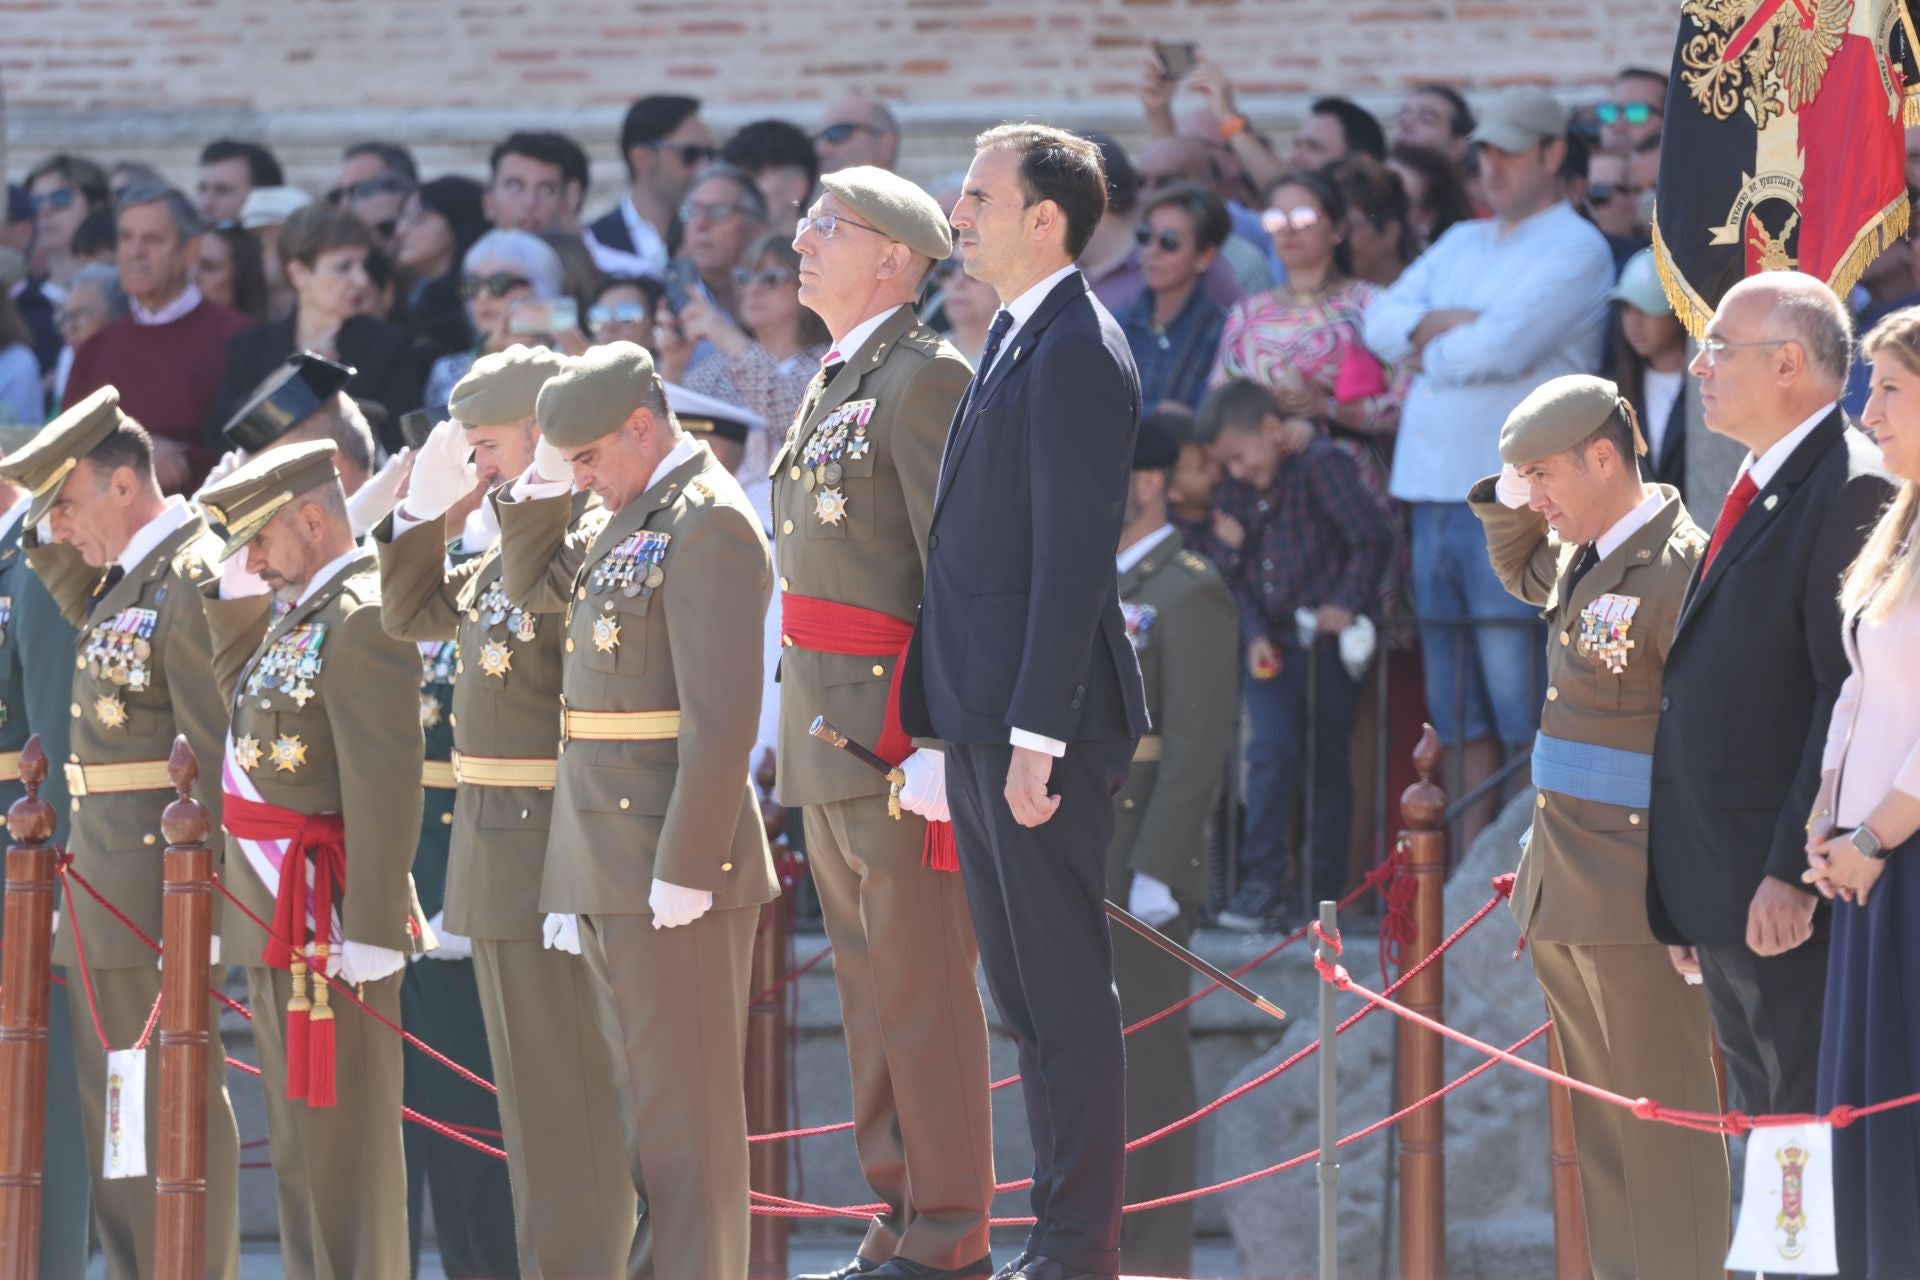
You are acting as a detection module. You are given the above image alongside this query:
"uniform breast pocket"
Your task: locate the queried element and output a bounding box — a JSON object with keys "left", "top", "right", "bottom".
{"left": 476, "top": 787, "right": 554, "bottom": 833}
{"left": 819, "top": 651, "right": 893, "bottom": 691}
{"left": 577, "top": 594, "right": 652, "bottom": 676}
{"left": 803, "top": 449, "right": 876, "bottom": 544}
{"left": 572, "top": 760, "right": 675, "bottom": 817}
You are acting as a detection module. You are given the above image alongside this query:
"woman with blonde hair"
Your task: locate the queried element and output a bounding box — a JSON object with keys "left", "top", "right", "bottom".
{"left": 1804, "top": 306, "right": 1920, "bottom": 1277}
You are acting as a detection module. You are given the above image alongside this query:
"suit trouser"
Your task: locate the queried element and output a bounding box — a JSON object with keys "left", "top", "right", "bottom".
{"left": 580, "top": 907, "right": 757, "bottom": 1280}
{"left": 400, "top": 955, "right": 520, "bottom": 1278}
{"left": 1697, "top": 936, "right": 1829, "bottom": 1115}
{"left": 1531, "top": 940, "right": 1729, "bottom": 1280}
{"left": 1111, "top": 910, "right": 1197, "bottom": 1279}
{"left": 247, "top": 964, "right": 407, "bottom": 1280}
{"left": 69, "top": 965, "right": 240, "bottom": 1280}
{"left": 805, "top": 793, "right": 996, "bottom": 1269}
{"left": 41, "top": 976, "right": 92, "bottom": 1280}
{"left": 472, "top": 937, "right": 643, "bottom": 1280}
{"left": 947, "top": 738, "right": 1134, "bottom": 1277}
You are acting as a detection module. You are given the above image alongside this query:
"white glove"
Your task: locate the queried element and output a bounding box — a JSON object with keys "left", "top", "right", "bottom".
{"left": 535, "top": 435, "right": 572, "bottom": 484}
{"left": 508, "top": 456, "right": 572, "bottom": 503}
{"left": 217, "top": 554, "right": 271, "bottom": 600}
{"left": 334, "top": 941, "right": 407, "bottom": 985}
{"left": 1495, "top": 463, "right": 1532, "bottom": 510}
{"left": 896, "top": 748, "right": 950, "bottom": 823}
{"left": 346, "top": 448, "right": 412, "bottom": 538}
{"left": 542, "top": 912, "right": 582, "bottom": 954}
{"left": 649, "top": 879, "right": 713, "bottom": 930}
{"left": 1128, "top": 873, "right": 1182, "bottom": 928}
{"left": 194, "top": 448, "right": 246, "bottom": 499}
{"left": 34, "top": 517, "right": 53, "bottom": 544}
{"left": 422, "top": 911, "right": 471, "bottom": 961}
{"left": 400, "top": 420, "right": 478, "bottom": 522}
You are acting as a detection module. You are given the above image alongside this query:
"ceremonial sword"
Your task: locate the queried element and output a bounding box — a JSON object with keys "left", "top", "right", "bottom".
{"left": 808, "top": 715, "right": 1287, "bottom": 1023}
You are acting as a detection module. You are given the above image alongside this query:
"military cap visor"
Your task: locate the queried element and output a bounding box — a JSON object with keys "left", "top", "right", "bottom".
{"left": 664, "top": 382, "right": 767, "bottom": 448}
{"left": 0, "top": 386, "right": 127, "bottom": 526}
{"left": 198, "top": 440, "right": 341, "bottom": 560}
{"left": 221, "top": 352, "right": 356, "bottom": 453}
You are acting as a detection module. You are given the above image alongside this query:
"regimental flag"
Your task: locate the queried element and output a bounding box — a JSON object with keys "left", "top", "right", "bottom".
{"left": 1653, "top": 0, "right": 1920, "bottom": 335}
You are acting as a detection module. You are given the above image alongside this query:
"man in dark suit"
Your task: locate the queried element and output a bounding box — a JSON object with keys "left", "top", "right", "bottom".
{"left": 1650, "top": 270, "right": 1892, "bottom": 1115}
{"left": 901, "top": 124, "right": 1150, "bottom": 1280}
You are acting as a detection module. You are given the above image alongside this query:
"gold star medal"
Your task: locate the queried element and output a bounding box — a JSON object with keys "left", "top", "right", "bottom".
{"left": 592, "top": 615, "right": 621, "bottom": 654}
{"left": 479, "top": 640, "right": 513, "bottom": 678}
{"left": 269, "top": 735, "right": 308, "bottom": 773}
{"left": 234, "top": 735, "right": 263, "bottom": 772}
{"left": 93, "top": 694, "right": 128, "bottom": 729}
{"left": 419, "top": 695, "right": 443, "bottom": 730}
{"left": 815, "top": 487, "right": 848, "bottom": 526}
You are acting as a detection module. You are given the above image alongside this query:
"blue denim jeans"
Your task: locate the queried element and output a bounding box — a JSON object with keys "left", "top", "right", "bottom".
{"left": 1408, "top": 501, "right": 1544, "bottom": 747}
{"left": 1239, "top": 637, "right": 1360, "bottom": 903}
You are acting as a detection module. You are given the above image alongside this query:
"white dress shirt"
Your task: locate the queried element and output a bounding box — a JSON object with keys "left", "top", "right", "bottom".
{"left": 0, "top": 492, "right": 30, "bottom": 545}
{"left": 645, "top": 433, "right": 702, "bottom": 494}
{"left": 828, "top": 304, "right": 904, "bottom": 366}
{"left": 130, "top": 282, "right": 205, "bottom": 328}
{"left": 583, "top": 195, "right": 669, "bottom": 282}
{"left": 118, "top": 496, "right": 193, "bottom": 571}
{"left": 1823, "top": 593, "right": 1920, "bottom": 826}
{"left": 1595, "top": 489, "right": 1665, "bottom": 563}
{"left": 1116, "top": 523, "right": 1175, "bottom": 574}
{"left": 295, "top": 546, "right": 366, "bottom": 610}
{"left": 1740, "top": 402, "right": 1836, "bottom": 491}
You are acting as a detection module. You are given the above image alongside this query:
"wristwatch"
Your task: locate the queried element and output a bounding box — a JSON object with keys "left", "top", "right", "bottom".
{"left": 1847, "top": 825, "right": 1888, "bottom": 861}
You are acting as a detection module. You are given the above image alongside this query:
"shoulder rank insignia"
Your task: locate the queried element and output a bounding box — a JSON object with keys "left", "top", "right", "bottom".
{"left": 269, "top": 734, "right": 308, "bottom": 773}
{"left": 590, "top": 531, "right": 670, "bottom": 599}
{"left": 1577, "top": 593, "right": 1641, "bottom": 674}
{"left": 1121, "top": 602, "right": 1159, "bottom": 654}
{"left": 233, "top": 734, "right": 263, "bottom": 772}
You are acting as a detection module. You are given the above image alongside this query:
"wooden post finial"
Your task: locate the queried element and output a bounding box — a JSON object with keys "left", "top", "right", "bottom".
{"left": 6, "top": 736, "right": 54, "bottom": 847}
{"left": 161, "top": 737, "right": 212, "bottom": 850}
{"left": 1400, "top": 724, "right": 1448, "bottom": 832}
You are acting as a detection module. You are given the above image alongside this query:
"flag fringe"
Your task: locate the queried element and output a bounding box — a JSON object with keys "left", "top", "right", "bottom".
{"left": 1650, "top": 217, "right": 1717, "bottom": 342}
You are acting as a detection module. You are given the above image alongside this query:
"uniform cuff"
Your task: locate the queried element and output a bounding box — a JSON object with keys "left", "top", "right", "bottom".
{"left": 1009, "top": 727, "right": 1067, "bottom": 758}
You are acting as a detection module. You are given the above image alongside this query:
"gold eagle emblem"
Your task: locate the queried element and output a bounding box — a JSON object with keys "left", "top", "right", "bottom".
{"left": 1680, "top": 0, "right": 1853, "bottom": 125}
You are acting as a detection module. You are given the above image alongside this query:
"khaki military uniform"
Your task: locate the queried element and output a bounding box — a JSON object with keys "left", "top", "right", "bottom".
{"left": 200, "top": 549, "right": 429, "bottom": 1280}
{"left": 25, "top": 513, "right": 241, "bottom": 1280}
{"left": 767, "top": 307, "right": 997, "bottom": 1269}
{"left": 1472, "top": 479, "right": 1729, "bottom": 1280}
{"left": 376, "top": 495, "right": 642, "bottom": 1278}
{"left": 498, "top": 442, "right": 778, "bottom": 1280}
{"left": 1105, "top": 531, "right": 1237, "bottom": 1277}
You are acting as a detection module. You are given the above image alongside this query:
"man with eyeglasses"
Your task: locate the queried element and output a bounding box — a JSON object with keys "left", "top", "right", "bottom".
{"left": 669, "top": 166, "right": 769, "bottom": 373}
{"left": 589, "top": 95, "right": 714, "bottom": 281}
{"left": 814, "top": 98, "right": 902, "bottom": 174}
{"left": 779, "top": 166, "right": 996, "bottom": 1280}
{"left": 1597, "top": 67, "right": 1667, "bottom": 153}
{"left": 485, "top": 131, "right": 590, "bottom": 236}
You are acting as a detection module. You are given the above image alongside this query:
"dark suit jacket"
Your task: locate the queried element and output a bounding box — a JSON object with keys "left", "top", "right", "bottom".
{"left": 1634, "top": 381, "right": 1688, "bottom": 493}
{"left": 1648, "top": 408, "right": 1891, "bottom": 945}
{"left": 208, "top": 311, "right": 436, "bottom": 454}
{"left": 901, "top": 271, "right": 1151, "bottom": 746}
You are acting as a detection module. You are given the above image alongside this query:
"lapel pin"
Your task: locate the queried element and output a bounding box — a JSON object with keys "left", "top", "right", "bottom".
{"left": 1763, "top": 494, "right": 1778, "bottom": 511}
{"left": 1011, "top": 347, "right": 1022, "bottom": 362}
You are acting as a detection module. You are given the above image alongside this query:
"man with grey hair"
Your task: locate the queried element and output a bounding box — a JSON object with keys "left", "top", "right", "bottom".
{"left": 1650, "top": 270, "right": 1893, "bottom": 1119}
{"left": 64, "top": 183, "right": 253, "bottom": 492}
{"left": 50, "top": 262, "right": 127, "bottom": 405}
{"left": 814, "top": 98, "right": 903, "bottom": 173}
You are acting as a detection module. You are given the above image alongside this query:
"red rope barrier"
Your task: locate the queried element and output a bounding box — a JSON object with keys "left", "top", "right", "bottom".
{"left": 748, "top": 942, "right": 831, "bottom": 1006}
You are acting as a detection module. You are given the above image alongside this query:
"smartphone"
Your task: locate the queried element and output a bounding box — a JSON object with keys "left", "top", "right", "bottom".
{"left": 663, "top": 258, "right": 697, "bottom": 314}
{"left": 507, "top": 296, "right": 578, "bottom": 336}
{"left": 399, "top": 409, "right": 436, "bottom": 451}
{"left": 1154, "top": 40, "right": 1198, "bottom": 80}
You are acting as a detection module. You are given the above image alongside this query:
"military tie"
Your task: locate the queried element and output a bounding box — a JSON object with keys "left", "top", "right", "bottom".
{"left": 91, "top": 565, "right": 125, "bottom": 599}
{"left": 1564, "top": 544, "right": 1600, "bottom": 597}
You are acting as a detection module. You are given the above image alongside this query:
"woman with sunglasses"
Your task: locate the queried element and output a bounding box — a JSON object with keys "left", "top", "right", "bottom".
{"left": 587, "top": 275, "right": 665, "bottom": 350}
{"left": 671, "top": 231, "right": 831, "bottom": 524}
{"left": 422, "top": 229, "right": 571, "bottom": 424}
{"left": 212, "top": 202, "right": 435, "bottom": 453}
{"left": 1117, "top": 183, "right": 1229, "bottom": 412}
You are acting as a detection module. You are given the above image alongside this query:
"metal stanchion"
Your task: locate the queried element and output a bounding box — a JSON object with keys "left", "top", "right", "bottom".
{"left": 1317, "top": 898, "right": 1340, "bottom": 1280}
{"left": 0, "top": 736, "right": 56, "bottom": 1280}
{"left": 1545, "top": 1017, "right": 1592, "bottom": 1280}
{"left": 154, "top": 737, "right": 212, "bottom": 1279}
{"left": 1398, "top": 725, "right": 1447, "bottom": 1279}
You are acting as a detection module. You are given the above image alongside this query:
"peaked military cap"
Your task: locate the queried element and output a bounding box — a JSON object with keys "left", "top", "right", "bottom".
{"left": 198, "top": 440, "right": 341, "bottom": 560}
{"left": 0, "top": 386, "right": 130, "bottom": 525}
{"left": 221, "top": 352, "right": 356, "bottom": 453}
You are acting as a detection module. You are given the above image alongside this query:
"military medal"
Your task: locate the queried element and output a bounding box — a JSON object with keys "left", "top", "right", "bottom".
{"left": 593, "top": 531, "right": 671, "bottom": 599}
{"left": 419, "top": 695, "right": 443, "bottom": 730}
{"left": 1577, "top": 593, "right": 1641, "bottom": 675}
{"left": 479, "top": 640, "right": 513, "bottom": 678}
{"left": 247, "top": 623, "right": 328, "bottom": 698}
{"left": 1121, "top": 602, "right": 1159, "bottom": 654}
{"left": 233, "top": 735, "right": 263, "bottom": 772}
{"left": 94, "top": 694, "right": 128, "bottom": 729}
{"left": 269, "top": 735, "right": 308, "bottom": 772}
{"left": 814, "top": 488, "right": 848, "bottom": 526}
{"left": 515, "top": 611, "right": 537, "bottom": 642}
{"left": 592, "top": 616, "right": 621, "bottom": 653}
{"left": 289, "top": 683, "right": 315, "bottom": 709}
{"left": 798, "top": 400, "right": 876, "bottom": 525}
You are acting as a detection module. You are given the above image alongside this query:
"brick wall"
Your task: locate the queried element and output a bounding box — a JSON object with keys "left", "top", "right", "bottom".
{"left": 3, "top": 0, "right": 1681, "bottom": 198}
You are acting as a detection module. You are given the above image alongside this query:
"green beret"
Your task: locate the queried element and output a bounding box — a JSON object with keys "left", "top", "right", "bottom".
{"left": 820, "top": 166, "right": 953, "bottom": 261}
{"left": 1498, "top": 374, "right": 1645, "bottom": 466}
{"left": 536, "top": 342, "right": 660, "bottom": 449}
{"left": 451, "top": 343, "right": 568, "bottom": 428}
{"left": 0, "top": 386, "right": 128, "bottom": 526}
{"left": 197, "top": 440, "right": 340, "bottom": 560}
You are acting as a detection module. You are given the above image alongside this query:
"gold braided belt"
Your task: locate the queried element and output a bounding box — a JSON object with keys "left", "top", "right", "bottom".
{"left": 449, "top": 752, "right": 558, "bottom": 789}
{"left": 559, "top": 708, "right": 681, "bottom": 744}
{"left": 64, "top": 758, "right": 174, "bottom": 797}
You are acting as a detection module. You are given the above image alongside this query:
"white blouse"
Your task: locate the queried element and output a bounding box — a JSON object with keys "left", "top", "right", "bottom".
{"left": 1821, "top": 595, "right": 1920, "bottom": 826}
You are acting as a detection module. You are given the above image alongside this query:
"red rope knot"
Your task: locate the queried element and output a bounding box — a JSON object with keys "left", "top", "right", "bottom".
{"left": 1376, "top": 843, "right": 1417, "bottom": 971}
{"left": 1631, "top": 1097, "right": 1660, "bottom": 1120}
{"left": 1309, "top": 920, "right": 1343, "bottom": 956}
{"left": 1491, "top": 872, "right": 1516, "bottom": 899}
{"left": 1828, "top": 1105, "right": 1858, "bottom": 1129}
{"left": 1724, "top": 1111, "right": 1753, "bottom": 1135}
{"left": 55, "top": 847, "right": 74, "bottom": 871}
{"left": 1311, "top": 953, "right": 1351, "bottom": 990}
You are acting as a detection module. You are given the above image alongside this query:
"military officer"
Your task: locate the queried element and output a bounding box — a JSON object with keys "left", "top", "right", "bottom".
{"left": 196, "top": 442, "right": 431, "bottom": 1280}
{"left": 376, "top": 344, "right": 640, "bottom": 1278}
{"left": 775, "top": 166, "right": 997, "bottom": 1280}
{"left": 0, "top": 440, "right": 90, "bottom": 1280}
{"left": 1105, "top": 420, "right": 1238, "bottom": 1278}
{"left": 496, "top": 342, "right": 778, "bottom": 1280}
{"left": 0, "top": 388, "right": 242, "bottom": 1280}
{"left": 1469, "top": 374, "right": 1728, "bottom": 1280}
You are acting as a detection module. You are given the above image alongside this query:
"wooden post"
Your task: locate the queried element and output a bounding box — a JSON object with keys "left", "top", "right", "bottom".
{"left": 745, "top": 895, "right": 791, "bottom": 1278}
{"left": 1545, "top": 1018, "right": 1593, "bottom": 1280}
{"left": 1398, "top": 725, "right": 1447, "bottom": 1280}
{"left": 0, "top": 737, "right": 57, "bottom": 1280}
{"left": 154, "top": 737, "right": 212, "bottom": 1278}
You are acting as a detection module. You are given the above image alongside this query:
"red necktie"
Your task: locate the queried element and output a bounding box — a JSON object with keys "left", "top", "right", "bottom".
{"left": 1702, "top": 470, "right": 1759, "bottom": 575}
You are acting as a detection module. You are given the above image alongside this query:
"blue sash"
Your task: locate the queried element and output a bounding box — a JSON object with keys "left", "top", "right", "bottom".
{"left": 1530, "top": 732, "right": 1653, "bottom": 810}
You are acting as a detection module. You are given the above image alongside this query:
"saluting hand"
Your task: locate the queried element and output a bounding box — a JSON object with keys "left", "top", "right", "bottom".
{"left": 1005, "top": 746, "right": 1061, "bottom": 828}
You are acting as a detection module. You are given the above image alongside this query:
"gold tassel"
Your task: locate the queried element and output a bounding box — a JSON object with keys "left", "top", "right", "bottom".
{"left": 1827, "top": 193, "right": 1912, "bottom": 304}
{"left": 885, "top": 766, "right": 906, "bottom": 821}
{"left": 1650, "top": 218, "right": 1715, "bottom": 342}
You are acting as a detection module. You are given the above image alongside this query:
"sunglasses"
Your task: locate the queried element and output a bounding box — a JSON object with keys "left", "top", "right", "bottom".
{"left": 1261, "top": 206, "right": 1324, "bottom": 234}
{"left": 31, "top": 188, "right": 78, "bottom": 214}
{"left": 652, "top": 142, "right": 716, "bottom": 167}
{"left": 1134, "top": 226, "right": 1188, "bottom": 253}
{"left": 589, "top": 301, "right": 647, "bottom": 328}
{"left": 815, "top": 122, "right": 882, "bottom": 146}
{"left": 1595, "top": 101, "right": 1660, "bottom": 126}
{"left": 732, "top": 265, "right": 796, "bottom": 289}
{"left": 462, "top": 273, "right": 531, "bottom": 299}
{"left": 1586, "top": 182, "right": 1645, "bottom": 206}
{"left": 348, "top": 175, "right": 414, "bottom": 202}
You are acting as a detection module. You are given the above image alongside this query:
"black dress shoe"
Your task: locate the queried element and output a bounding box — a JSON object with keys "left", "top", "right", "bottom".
{"left": 1012, "top": 1258, "right": 1117, "bottom": 1280}
{"left": 866, "top": 1257, "right": 994, "bottom": 1279}
{"left": 793, "top": 1259, "right": 877, "bottom": 1280}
